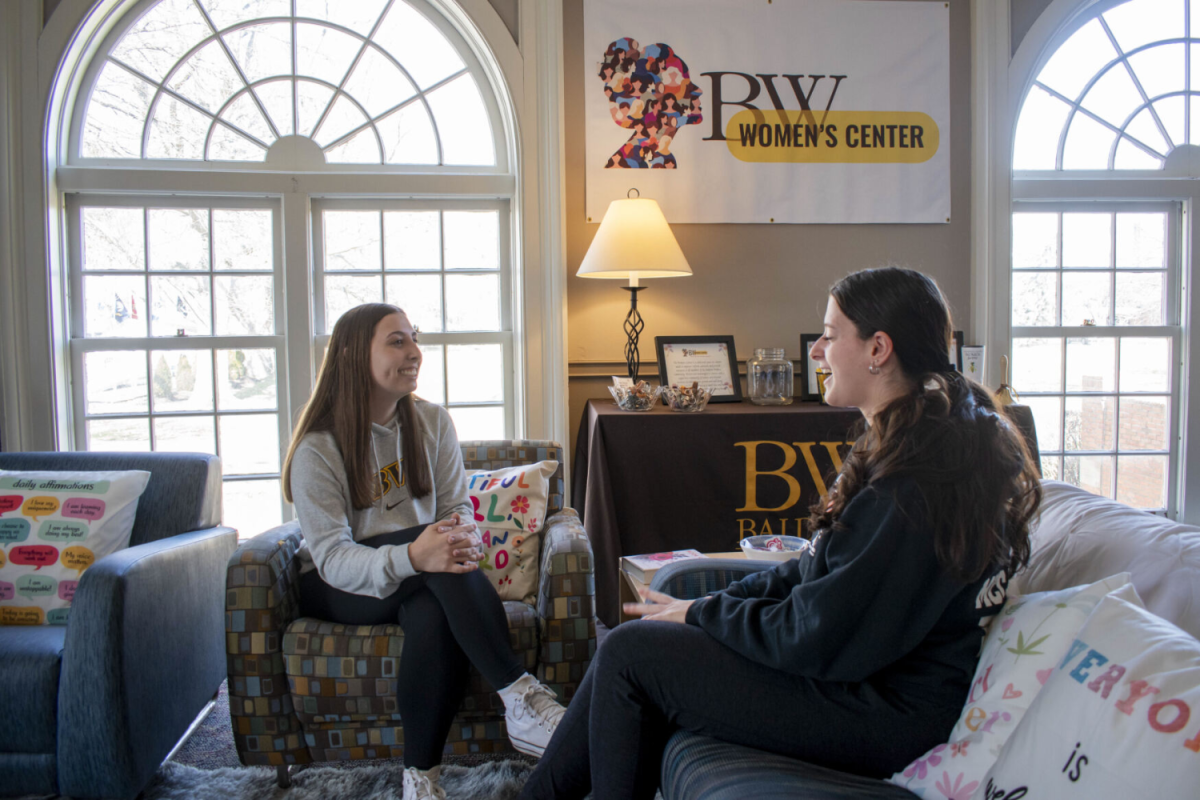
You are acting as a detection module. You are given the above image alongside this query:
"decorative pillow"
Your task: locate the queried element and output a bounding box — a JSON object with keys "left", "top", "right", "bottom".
{"left": 0, "top": 469, "right": 150, "bottom": 625}
{"left": 889, "top": 574, "right": 1140, "bottom": 798}
{"left": 465, "top": 460, "right": 556, "bottom": 604}
{"left": 977, "top": 594, "right": 1200, "bottom": 799}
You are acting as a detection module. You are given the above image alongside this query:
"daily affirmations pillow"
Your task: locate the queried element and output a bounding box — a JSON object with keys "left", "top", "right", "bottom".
{"left": 977, "top": 593, "right": 1200, "bottom": 799}
{"left": 0, "top": 469, "right": 150, "bottom": 625}
{"left": 466, "top": 460, "right": 556, "bottom": 603}
{"left": 889, "top": 573, "right": 1141, "bottom": 798}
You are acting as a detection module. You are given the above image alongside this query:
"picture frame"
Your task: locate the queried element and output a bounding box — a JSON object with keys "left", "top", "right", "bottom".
{"left": 950, "top": 330, "right": 964, "bottom": 372}
{"left": 799, "top": 333, "right": 822, "bottom": 402}
{"left": 654, "top": 335, "right": 742, "bottom": 402}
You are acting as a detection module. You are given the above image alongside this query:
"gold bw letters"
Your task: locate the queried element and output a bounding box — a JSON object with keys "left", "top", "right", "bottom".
{"left": 734, "top": 440, "right": 850, "bottom": 539}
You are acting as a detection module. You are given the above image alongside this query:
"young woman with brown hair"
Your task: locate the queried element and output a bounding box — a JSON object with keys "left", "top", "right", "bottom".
{"left": 518, "top": 267, "right": 1042, "bottom": 799}
{"left": 282, "top": 303, "right": 565, "bottom": 800}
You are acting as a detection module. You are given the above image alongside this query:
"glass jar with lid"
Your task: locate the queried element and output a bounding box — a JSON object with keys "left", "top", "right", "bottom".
{"left": 746, "top": 348, "right": 794, "bottom": 405}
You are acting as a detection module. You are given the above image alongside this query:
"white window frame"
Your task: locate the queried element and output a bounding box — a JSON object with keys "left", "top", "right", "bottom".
{"left": 1, "top": 0, "right": 568, "bottom": 476}
{"left": 973, "top": 0, "right": 1200, "bottom": 523}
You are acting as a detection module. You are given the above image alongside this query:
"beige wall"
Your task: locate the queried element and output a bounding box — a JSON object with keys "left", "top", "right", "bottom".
{"left": 563, "top": 0, "right": 975, "bottom": 456}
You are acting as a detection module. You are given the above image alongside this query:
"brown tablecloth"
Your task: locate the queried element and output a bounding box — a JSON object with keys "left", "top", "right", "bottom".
{"left": 573, "top": 399, "right": 1040, "bottom": 628}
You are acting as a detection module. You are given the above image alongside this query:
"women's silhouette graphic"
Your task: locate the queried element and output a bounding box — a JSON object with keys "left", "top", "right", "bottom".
{"left": 599, "top": 38, "right": 703, "bottom": 169}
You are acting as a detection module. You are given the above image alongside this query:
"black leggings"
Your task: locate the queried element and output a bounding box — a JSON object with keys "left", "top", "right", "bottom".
{"left": 299, "top": 525, "right": 526, "bottom": 769}
{"left": 518, "top": 620, "right": 965, "bottom": 800}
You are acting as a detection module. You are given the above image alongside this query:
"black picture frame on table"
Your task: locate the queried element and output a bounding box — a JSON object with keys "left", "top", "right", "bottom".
{"left": 654, "top": 335, "right": 743, "bottom": 402}
{"left": 799, "top": 333, "right": 823, "bottom": 402}
{"left": 950, "top": 330, "right": 964, "bottom": 372}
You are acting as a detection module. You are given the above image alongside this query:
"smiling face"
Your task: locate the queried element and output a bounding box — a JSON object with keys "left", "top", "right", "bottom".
{"left": 809, "top": 296, "right": 878, "bottom": 411}
{"left": 369, "top": 312, "right": 421, "bottom": 408}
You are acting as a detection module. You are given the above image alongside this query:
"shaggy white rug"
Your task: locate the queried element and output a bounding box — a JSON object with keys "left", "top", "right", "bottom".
{"left": 140, "top": 759, "right": 534, "bottom": 800}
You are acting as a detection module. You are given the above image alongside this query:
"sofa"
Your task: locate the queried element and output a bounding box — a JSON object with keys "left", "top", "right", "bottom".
{"left": 650, "top": 480, "right": 1200, "bottom": 799}
{"left": 0, "top": 451, "right": 237, "bottom": 800}
{"left": 224, "top": 440, "right": 597, "bottom": 786}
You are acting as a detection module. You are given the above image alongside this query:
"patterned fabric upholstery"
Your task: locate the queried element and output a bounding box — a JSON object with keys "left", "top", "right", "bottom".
{"left": 225, "top": 440, "right": 596, "bottom": 766}
{"left": 661, "top": 731, "right": 918, "bottom": 800}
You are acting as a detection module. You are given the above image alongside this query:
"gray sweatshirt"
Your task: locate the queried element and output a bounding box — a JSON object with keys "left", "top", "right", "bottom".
{"left": 290, "top": 399, "right": 472, "bottom": 598}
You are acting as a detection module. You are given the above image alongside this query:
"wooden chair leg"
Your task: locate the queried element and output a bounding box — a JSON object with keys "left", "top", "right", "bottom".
{"left": 276, "top": 765, "right": 291, "bottom": 788}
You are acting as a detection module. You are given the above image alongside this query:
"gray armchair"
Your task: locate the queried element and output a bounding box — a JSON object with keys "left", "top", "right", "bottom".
{"left": 650, "top": 559, "right": 918, "bottom": 800}
{"left": 0, "top": 452, "right": 237, "bottom": 799}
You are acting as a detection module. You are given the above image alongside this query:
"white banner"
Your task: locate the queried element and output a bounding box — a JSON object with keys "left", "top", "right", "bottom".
{"left": 583, "top": 0, "right": 951, "bottom": 224}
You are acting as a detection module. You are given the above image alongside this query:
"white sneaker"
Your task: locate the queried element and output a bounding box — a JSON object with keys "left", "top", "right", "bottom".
{"left": 500, "top": 674, "right": 567, "bottom": 757}
{"left": 402, "top": 765, "right": 446, "bottom": 800}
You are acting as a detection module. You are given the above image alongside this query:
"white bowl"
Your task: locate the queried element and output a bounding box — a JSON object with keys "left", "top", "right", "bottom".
{"left": 739, "top": 534, "right": 811, "bottom": 562}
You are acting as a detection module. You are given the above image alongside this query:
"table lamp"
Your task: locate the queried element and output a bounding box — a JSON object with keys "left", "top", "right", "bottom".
{"left": 577, "top": 190, "right": 692, "bottom": 381}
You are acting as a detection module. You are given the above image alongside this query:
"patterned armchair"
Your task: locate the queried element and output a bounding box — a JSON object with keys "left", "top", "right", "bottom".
{"left": 224, "top": 441, "right": 595, "bottom": 785}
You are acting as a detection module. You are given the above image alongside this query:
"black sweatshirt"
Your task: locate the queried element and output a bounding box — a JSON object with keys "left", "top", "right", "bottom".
{"left": 685, "top": 474, "right": 1008, "bottom": 689}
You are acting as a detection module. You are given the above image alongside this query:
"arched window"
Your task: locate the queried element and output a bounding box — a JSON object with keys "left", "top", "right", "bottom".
{"left": 1010, "top": 0, "right": 1192, "bottom": 515}
{"left": 64, "top": 0, "right": 517, "bottom": 537}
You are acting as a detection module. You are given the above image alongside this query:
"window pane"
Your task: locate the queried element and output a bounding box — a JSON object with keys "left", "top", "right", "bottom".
{"left": 1080, "top": 64, "right": 1144, "bottom": 128}
{"left": 222, "top": 478, "right": 283, "bottom": 539}
{"left": 1119, "top": 337, "right": 1171, "bottom": 392}
{"left": 209, "top": 124, "right": 267, "bottom": 161}
{"left": 1063, "top": 113, "right": 1117, "bottom": 170}
{"left": 447, "top": 344, "right": 503, "bottom": 404}
{"left": 1061, "top": 272, "right": 1112, "bottom": 326}
{"left": 153, "top": 415, "right": 216, "bottom": 453}
{"left": 83, "top": 208, "right": 144, "bottom": 272}
{"left": 1154, "top": 96, "right": 1186, "bottom": 147}
{"left": 85, "top": 350, "right": 148, "bottom": 414}
{"left": 1041, "top": 456, "right": 1062, "bottom": 481}
{"left": 151, "top": 275, "right": 212, "bottom": 337}
{"left": 215, "top": 275, "right": 275, "bottom": 335}
{"left": 384, "top": 211, "right": 440, "bottom": 271}
{"left": 1114, "top": 136, "right": 1164, "bottom": 169}
{"left": 1062, "top": 213, "right": 1111, "bottom": 267}
{"left": 1012, "top": 337, "right": 1063, "bottom": 393}
{"left": 1063, "top": 454, "right": 1114, "bottom": 498}
{"left": 1023, "top": 395, "right": 1063, "bottom": 452}
{"left": 342, "top": 46, "right": 417, "bottom": 118}
{"left": 84, "top": 61, "right": 159, "bottom": 159}
{"left": 296, "top": 22, "right": 360, "bottom": 86}
{"left": 146, "top": 96, "right": 211, "bottom": 160}
{"left": 1116, "top": 455, "right": 1168, "bottom": 509}
{"left": 1116, "top": 213, "right": 1166, "bottom": 267}
{"left": 324, "top": 128, "right": 380, "bottom": 164}
{"left": 1124, "top": 108, "right": 1171, "bottom": 157}
{"left": 445, "top": 273, "right": 499, "bottom": 331}
{"left": 203, "top": 0, "right": 291, "bottom": 30}
{"left": 218, "top": 413, "right": 280, "bottom": 474}
{"left": 448, "top": 406, "right": 504, "bottom": 441}
{"left": 1035, "top": 20, "right": 1116, "bottom": 101}
{"left": 87, "top": 418, "right": 151, "bottom": 452}
{"left": 378, "top": 103, "right": 439, "bottom": 164}
{"left": 166, "top": 40, "right": 245, "bottom": 115}
{"left": 372, "top": 1, "right": 465, "bottom": 90}
{"left": 109, "top": 0, "right": 212, "bottom": 83}
{"left": 417, "top": 344, "right": 445, "bottom": 404}
{"left": 1013, "top": 86, "right": 1072, "bottom": 170}
{"left": 217, "top": 349, "right": 278, "bottom": 410}
{"left": 1012, "top": 213, "right": 1058, "bottom": 268}
{"left": 1065, "top": 395, "right": 1116, "bottom": 451}
{"left": 1066, "top": 337, "right": 1115, "bottom": 392}
{"left": 385, "top": 274, "right": 442, "bottom": 333}
{"left": 151, "top": 350, "right": 214, "bottom": 412}
{"left": 1119, "top": 395, "right": 1169, "bottom": 451}
{"left": 297, "top": 79, "right": 335, "bottom": 136}
{"left": 426, "top": 74, "right": 495, "bottom": 166}
{"left": 324, "top": 275, "right": 382, "bottom": 330}
{"left": 84, "top": 275, "right": 148, "bottom": 338}
{"left": 1115, "top": 271, "right": 1166, "bottom": 325}
{"left": 214, "top": 209, "right": 273, "bottom": 271}
{"left": 325, "top": 211, "right": 382, "bottom": 271}
{"left": 313, "top": 95, "right": 369, "bottom": 147}
{"left": 1126, "top": 43, "right": 1185, "bottom": 101}
{"left": 444, "top": 211, "right": 500, "bottom": 270}
{"left": 295, "top": 0, "right": 389, "bottom": 35}
{"left": 149, "top": 209, "right": 210, "bottom": 272}
{"left": 253, "top": 79, "right": 295, "bottom": 136}
{"left": 1012, "top": 272, "right": 1058, "bottom": 326}
{"left": 1102, "top": 0, "right": 1184, "bottom": 53}
{"left": 222, "top": 24, "right": 293, "bottom": 85}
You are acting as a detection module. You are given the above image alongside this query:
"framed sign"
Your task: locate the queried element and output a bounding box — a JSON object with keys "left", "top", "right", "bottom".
{"left": 799, "top": 334, "right": 822, "bottom": 402}
{"left": 655, "top": 336, "right": 741, "bottom": 402}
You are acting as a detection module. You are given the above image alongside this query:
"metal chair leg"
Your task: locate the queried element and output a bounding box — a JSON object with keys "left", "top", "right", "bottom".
{"left": 276, "top": 765, "right": 291, "bottom": 788}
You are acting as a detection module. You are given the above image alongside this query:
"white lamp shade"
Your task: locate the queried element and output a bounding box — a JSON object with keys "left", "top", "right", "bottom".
{"left": 577, "top": 197, "right": 692, "bottom": 280}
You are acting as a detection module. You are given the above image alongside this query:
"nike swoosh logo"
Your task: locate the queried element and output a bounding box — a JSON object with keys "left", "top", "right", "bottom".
{"left": 386, "top": 499, "right": 407, "bottom": 511}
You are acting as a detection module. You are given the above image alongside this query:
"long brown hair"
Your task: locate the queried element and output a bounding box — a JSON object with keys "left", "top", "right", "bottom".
{"left": 283, "top": 303, "right": 433, "bottom": 509}
{"left": 807, "top": 268, "right": 1040, "bottom": 583}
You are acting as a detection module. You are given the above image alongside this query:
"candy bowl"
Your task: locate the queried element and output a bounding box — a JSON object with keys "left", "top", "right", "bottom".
{"left": 739, "top": 534, "right": 811, "bottom": 562}
{"left": 607, "top": 381, "right": 662, "bottom": 412}
{"left": 661, "top": 383, "right": 712, "bottom": 412}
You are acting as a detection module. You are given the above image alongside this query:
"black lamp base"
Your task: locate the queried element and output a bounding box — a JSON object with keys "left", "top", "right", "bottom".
{"left": 621, "top": 286, "right": 645, "bottom": 382}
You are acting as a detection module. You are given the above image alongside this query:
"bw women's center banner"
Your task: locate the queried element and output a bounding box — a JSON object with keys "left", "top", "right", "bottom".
{"left": 583, "top": 0, "right": 950, "bottom": 224}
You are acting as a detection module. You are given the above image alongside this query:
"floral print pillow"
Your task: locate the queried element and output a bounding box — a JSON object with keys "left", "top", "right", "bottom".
{"left": 887, "top": 573, "right": 1140, "bottom": 799}
{"left": 465, "top": 460, "right": 556, "bottom": 604}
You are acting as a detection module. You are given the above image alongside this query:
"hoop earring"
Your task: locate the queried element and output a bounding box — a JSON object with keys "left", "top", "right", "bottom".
{"left": 868, "top": 362, "right": 881, "bottom": 375}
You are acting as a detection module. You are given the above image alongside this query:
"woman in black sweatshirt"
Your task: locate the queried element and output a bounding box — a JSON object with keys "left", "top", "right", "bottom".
{"left": 518, "top": 268, "right": 1042, "bottom": 800}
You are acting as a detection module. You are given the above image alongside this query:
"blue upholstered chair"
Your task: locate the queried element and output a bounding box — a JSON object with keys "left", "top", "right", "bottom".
{"left": 0, "top": 452, "right": 237, "bottom": 799}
